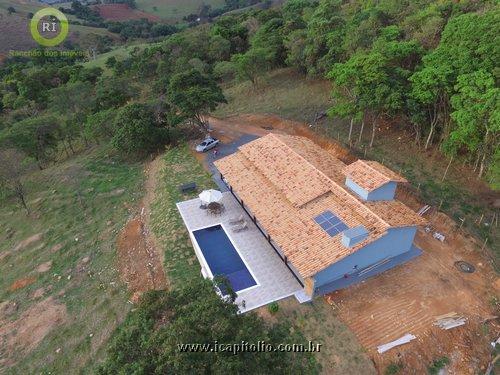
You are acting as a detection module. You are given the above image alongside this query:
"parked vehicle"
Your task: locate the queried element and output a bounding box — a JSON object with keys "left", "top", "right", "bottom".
{"left": 196, "top": 137, "right": 219, "bottom": 152}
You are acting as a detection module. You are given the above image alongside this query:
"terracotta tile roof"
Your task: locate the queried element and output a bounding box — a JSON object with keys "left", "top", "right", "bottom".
{"left": 365, "top": 200, "right": 427, "bottom": 227}
{"left": 215, "top": 134, "right": 424, "bottom": 278}
{"left": 239, "top": 135, "right": 331, "bottom": 207}
{"left": 344, "top": 160, "right": 407, "bottom": 192}
{"left": 273, "top": 134, "right": 346, "bottom": 183}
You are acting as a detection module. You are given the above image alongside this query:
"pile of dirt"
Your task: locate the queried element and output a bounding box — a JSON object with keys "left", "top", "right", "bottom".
{"left": 0, "top": 297, "right": 67, "bottom": 369}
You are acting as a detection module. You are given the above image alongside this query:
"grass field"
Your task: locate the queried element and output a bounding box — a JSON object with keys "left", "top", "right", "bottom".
{"left": 83, "top": 42, "right": 159, "bottom": 71}
{"left": 0, "top": 146, "right": 144, "bottom": 373}
{"left": 214, "top": 68, "right": 333, "bottom": 123}
{"left": 135, "top": 0, "right": 225, "bottom": 21}
{"left": 150, "top": 145, "right": 216, "bottom": 287}
{"left": 215, "top": 68, "right": 499, "bottom": 264}
{"left": 0, "top": 0, "right": 42, "bottom": 14}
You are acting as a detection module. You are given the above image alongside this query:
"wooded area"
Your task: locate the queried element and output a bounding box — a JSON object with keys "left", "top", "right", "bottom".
{"left": 1, "top": 0, "right": 498, "bottom": 194}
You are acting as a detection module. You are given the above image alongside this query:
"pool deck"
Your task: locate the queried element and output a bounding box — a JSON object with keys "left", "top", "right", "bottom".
{"left": 177, "top": 192, "right": 304, "bottom": 313}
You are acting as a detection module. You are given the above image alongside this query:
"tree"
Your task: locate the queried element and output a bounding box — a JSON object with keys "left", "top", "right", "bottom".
{"left": 207, "top": 34, "right": 232, "bottom": 62}
{"left": 0, "top": 116, "right": 59, "bottom": 169}
{"left": 410, "top": 10, "right": 499, "bottom": 149}
{"left": 111, "top": 103, "right": 168, "bottom": 154}
{"left": 285, "top": 29, "right": 308, "bottom": 74}
{"left": 231, "top": 48, "right": 271, "bottom": 86}
{"left": 213, "top": 61, "right": 236, "bottom": 82}
{"left": 49, "top": 81, "right": 94, "bottom": 151}
{"left": 167, "top": 70, "right": 226, "bottom": 131}
{"left": 250, "top": 18, "right": 286, "bottom": 67}
{"left": 105, "top": 56, "right": 117, "bottom": 69}
{"left": 443, "top": 70, "right": 499, "bottom": 179}
{"left": 303, "top": 0, "right": 345, "bottom": 75}
{"left": 95, "top": 77, "right": 133, "bottom": 110}
{"left": 211, "top": 15, "right": 249, "bottom": 54}
{"left": 7, "top": 6, "right": 15, "bottom": 14}
{"left": 0, "top": 149, "right": 33, "bottom": 215}
{"left": 97, "top": 278, "right": 318, "bottom": 374}
{"left": 328, "top": 31, "right": 422, "bottom": 147}
{"left": 84, "top": 109, "right": 116, "bottom": 143}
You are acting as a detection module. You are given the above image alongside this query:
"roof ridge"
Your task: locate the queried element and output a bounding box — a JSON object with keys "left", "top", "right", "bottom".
{"left": 361, "top": 160, "right": 392, "bottom": 183}
{"left": 269, "top": 134, "right": 390, "bottom": 228}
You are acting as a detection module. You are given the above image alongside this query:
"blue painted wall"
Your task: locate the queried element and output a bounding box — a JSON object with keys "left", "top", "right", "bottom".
{"left": 368, "top": 181, "right": 397, "bottom": 201}
{"left": 345, "top": 177, "right": 369, "bottom": 199}
{"left": 315, "top": 245, "right": 422, "bottom": 295}
{"left": 345, "top": 178, "right": 397, "bottom": 201}
{"left": 313, "top": 226, "right": 417, "bottom": 289}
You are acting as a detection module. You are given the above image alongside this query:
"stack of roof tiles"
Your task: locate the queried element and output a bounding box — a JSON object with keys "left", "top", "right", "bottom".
{"left": 215, "top": 134, "right": 426, "bottom": 279}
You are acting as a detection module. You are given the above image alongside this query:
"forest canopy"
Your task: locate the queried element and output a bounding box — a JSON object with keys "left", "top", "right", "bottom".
{"left": 0, "top": 0, "right": 498, "bottom": 187}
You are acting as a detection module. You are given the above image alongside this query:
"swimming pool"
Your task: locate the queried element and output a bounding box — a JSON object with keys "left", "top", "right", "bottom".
{"left": 192, "top": 225, "right": 257, "bottom": 293}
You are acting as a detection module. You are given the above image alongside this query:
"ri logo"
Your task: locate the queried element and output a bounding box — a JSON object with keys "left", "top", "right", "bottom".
{"left": 30, "top": 8, "right": 69, "bottom": 47}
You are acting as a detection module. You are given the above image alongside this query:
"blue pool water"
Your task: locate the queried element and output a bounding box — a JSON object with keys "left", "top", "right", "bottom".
{"left": 192, "top": 225, "right": 256, "bottom": 293}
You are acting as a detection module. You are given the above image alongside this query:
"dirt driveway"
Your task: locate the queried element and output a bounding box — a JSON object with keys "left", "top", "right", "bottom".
{"left": 205, "top": 114, "right": 499, "bottom": 374}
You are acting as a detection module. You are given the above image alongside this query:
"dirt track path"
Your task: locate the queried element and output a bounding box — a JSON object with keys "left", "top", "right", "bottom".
{"left": 116, "top": 155, "right": 167, "bottom": 300}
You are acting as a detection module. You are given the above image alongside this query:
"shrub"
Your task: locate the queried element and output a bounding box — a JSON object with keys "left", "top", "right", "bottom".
{"left": 428, "top": 356, "right": 450, "bottom": 374}
{"left": 268, "top": 302, "right": 279, "bottom": 314}
{"left": 385, "top": 362, "right": 402, "bottom": 375}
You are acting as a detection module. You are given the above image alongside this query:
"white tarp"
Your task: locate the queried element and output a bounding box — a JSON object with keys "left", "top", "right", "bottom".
{"left": 377, "top": 333, "right": 416, "bottom": 354}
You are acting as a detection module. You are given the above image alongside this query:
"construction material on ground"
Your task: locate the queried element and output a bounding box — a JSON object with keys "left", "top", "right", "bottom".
{"left": 490, "top": 337, "right": 500, "bottom": 348}
{"left": 481, "top": 316, "right": 498, "bottom": 324}
{"left": 377, "top": 334, "right": 416, "bottom": 354}
{"left": 433, "top": 312, "right": 467, "bottom": 330}
{"left": 454, "top": 261, "right": 475, "bottom": 273}
{"left": 433, "top": 232, "right": 445, "bottom": 242}
{"left": 418, "top": 205, "right": 431, "bottom": 216}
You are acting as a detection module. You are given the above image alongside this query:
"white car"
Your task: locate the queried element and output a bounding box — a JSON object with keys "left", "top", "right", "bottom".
{"left": 196, "top": 137, "right": 220, "bottom": 152}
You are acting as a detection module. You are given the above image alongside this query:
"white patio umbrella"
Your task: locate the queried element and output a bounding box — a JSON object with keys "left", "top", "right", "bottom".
{"left": 199, "top": 189, "right": 223, "bottom": 204}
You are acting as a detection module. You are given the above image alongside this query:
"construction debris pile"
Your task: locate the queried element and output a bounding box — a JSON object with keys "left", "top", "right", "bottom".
{"left": 433, "top": 312, "right": 467, "bottom": 330}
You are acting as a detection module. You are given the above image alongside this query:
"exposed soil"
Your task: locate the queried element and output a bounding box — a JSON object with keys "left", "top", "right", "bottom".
{"left": 0, "top": 297, "right": 67, "bottom": 369}
{"left": 328, "top": 211, "right": 498, "bottom": 374}
{"left": 9, "top": 276, "right": 36, "bottom": 292}
{"left": 116, "top": 155, "right": 167, "bottom": 299}
{"left": 31, "top": 287, "right": 46, "bottom": 300}
{"left": 36, "top": 260, "right": 52, "bottom": 273}
{"left": 93, "top": 4, "right": 161, "bottom": 22}
{"left": 12, "top": 233, "right": 43, "bottom": 252}
{"left": 209, "top": 114, "right": 353, "bottom": 162}
{"left": 207, "top": 114, "right": 499, "bottom": 374}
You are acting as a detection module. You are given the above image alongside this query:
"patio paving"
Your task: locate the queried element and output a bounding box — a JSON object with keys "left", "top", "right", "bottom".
{"left": 177, "top": 192, "right": 304, "bottom": 313}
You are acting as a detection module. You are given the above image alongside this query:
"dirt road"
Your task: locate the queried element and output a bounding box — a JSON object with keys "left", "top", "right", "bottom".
{"left": 116, "top": 155, "right": 167, "bottom": 300}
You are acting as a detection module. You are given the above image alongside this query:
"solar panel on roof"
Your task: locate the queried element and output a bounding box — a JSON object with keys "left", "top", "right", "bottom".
{"left": 314, "top": 210, "right": 349, "bottom": 237}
